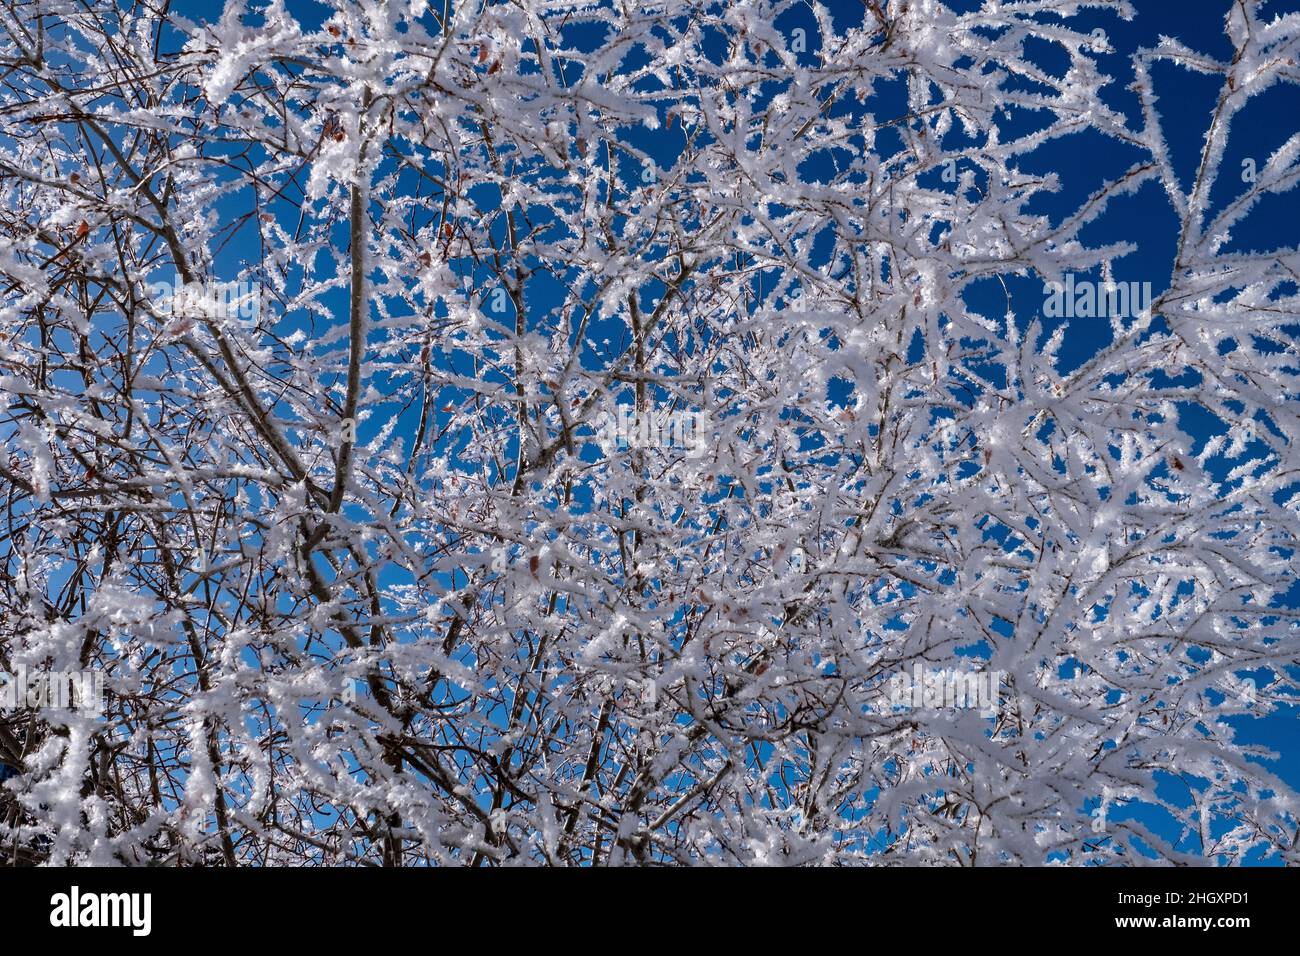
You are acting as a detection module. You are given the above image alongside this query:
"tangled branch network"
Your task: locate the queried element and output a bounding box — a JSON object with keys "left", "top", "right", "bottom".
{"left": 0, "top": 0, "right": 1299, "bottom": 865}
